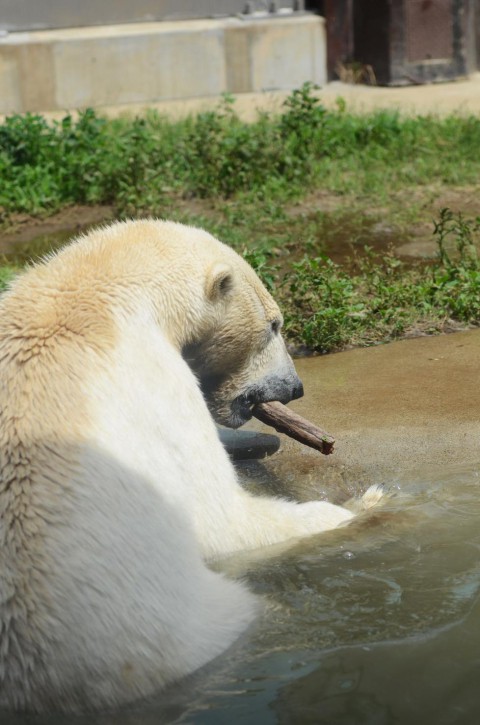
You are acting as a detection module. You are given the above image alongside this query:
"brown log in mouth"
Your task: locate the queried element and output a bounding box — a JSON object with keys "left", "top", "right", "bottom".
{"left": 252, "top": 401, "right": 335, "bottom": 456}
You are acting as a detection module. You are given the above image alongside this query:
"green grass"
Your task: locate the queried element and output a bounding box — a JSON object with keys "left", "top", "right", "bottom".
{"left": 241, "top": 208, "right": 479, "bottom": 353}
{"left": 0, "top": 208, "right": 478, "bottom": 355}
{"left": 2, "top": 84, "right": 480, "bottom": 215}
{"left": 1, "top": 84, "right": 480, "bottom": 353}
{"left": 0, "top": 264, "right": 19, "bottom": 289}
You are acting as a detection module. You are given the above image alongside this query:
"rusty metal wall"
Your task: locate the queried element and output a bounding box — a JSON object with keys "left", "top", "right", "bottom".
{"left": 0, "top": 0, "right": 305, "bottom": 33}
{"left": 389, "top": 0, "right": 472, "bottom": 84}
{"left": 326, "top": 0, "right": 476, "bottom": 85}
{"left": 405, "top": 0, "right": 453, "bottom": 62}
{"left": 324, "top": 0, "right": 354, "bottom": 79}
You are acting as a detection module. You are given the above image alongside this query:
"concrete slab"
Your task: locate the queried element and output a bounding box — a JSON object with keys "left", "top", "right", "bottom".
{"left": 2, "top": 11, "right": 479, "bottom": 122}
{"left": 244, "top": 330, "right": 480, "bottom": 500}
{"left": 0, "top": 14, "right": 326, "bottom": 114}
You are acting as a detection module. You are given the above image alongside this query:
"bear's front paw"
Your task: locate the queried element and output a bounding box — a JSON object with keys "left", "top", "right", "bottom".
{"left": 295, "top": 500, "right": 355, "bottom": 535}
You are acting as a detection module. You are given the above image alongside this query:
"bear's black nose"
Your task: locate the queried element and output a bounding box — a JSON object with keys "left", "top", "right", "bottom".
{"left": 291, "top": 380, "right": 304, "bottom": 401}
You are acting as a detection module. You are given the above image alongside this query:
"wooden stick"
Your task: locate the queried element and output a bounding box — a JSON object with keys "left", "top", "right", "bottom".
{"left": 253, "top": 401, "right": 335, "bottom": 455}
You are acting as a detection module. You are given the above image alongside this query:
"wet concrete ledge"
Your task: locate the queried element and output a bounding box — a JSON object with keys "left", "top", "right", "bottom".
{"left": 245, "top": 329, "right": 480, "bottom": 501}
{"left": 0, "top": 14, "right": 326, "bottom": 115}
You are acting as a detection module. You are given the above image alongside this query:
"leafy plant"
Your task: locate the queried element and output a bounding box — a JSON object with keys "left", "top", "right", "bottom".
{"left": 430, "top": 208, "right": 480, "bottom": 322}
{"left": 3, "top": 88, "right": 480, "bottom": 213}
{"left": 274, "top": 210, "right": 480, "bottom": 353}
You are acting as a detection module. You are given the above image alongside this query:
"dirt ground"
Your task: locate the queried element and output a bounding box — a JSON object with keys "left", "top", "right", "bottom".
{"left": 0, "top": 205, "right": 114, "bottom": 246}
{"left": 0, "top": 194, "right": 225, "bottom": 256}
{"left": 2, "top": 182, "right": 480, "bottom": 265}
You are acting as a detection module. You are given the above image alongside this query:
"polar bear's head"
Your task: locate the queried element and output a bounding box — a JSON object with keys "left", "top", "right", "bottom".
{"left": 46, "top": 218, "right": 302, "bottom": 430}
{"left": 180, "top": 230, "right": 304, "bottom": 429}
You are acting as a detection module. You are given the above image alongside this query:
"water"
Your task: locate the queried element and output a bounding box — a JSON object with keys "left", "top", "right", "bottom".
{"left": 0, "top": 229, "right": 81, "bottom": 266}
{"left": 0, "top": 210, "right": 430, "bottom": 271}
{"left": 4, "top": 464, "right": 480, "bottom": 725}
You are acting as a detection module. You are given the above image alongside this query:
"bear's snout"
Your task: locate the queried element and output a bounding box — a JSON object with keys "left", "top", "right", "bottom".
{"left": 230, "top": 372, "right": 304, "bottom": 427}
{"left": 250, "top": 372, "right": 304, "bottom": 406}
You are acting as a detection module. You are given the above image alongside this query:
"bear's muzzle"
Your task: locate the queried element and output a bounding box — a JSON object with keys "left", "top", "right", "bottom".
{"left": 230, "top": 372, "right": 304, "bottom": 428}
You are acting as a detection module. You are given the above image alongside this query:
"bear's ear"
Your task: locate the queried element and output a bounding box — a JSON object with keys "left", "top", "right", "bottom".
{"left": 205, "top": 264, "right": 233, "bottom": 301}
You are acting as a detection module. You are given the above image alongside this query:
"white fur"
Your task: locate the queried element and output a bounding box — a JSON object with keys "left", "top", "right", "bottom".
{"left": 0, "top": 220, "right": 382, "bottom": 712}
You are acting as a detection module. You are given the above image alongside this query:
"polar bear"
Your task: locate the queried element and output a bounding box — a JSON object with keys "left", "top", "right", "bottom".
{"left": 0, "top": 220, "right": 381, "bottom": 712}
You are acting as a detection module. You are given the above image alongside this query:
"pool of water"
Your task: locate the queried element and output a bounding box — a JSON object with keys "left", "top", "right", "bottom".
{"left": 0, "top": 210, "right": 431, "bottom": 271}
{"left": 0, "top": 229, "right": 83, "bottom": 266}
{"left": 4, "top": 462, "right": 480, "bottom": 725}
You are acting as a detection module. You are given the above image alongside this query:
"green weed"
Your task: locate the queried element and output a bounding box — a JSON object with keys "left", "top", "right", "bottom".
{"left": 3, "top": 84, "right": 480, "bottom": 214}
{"left": 0, "top": 208, "right": 478, "bottom": 354}
{"left": 274, "top": 210, "right": 480, "bottom": 353}
{"left": 430, "top": 208, "right": 480, "bottom": 322}
{"left": 1, "top": 88, "right": 480, "bottom": 354}
{"left": 0, "top": 264, "right": 21, "bottom": 292}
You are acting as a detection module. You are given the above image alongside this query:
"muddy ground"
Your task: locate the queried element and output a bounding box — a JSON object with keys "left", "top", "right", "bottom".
{"left": 1, "top": 184, "right": 480, "bottom": 265}
{"left": 244, "top": 328, "right": 480, "bottom": 502}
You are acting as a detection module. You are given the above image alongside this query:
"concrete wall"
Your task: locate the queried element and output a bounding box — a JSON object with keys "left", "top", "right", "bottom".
{"left": 0, "top": 14, "right": 326, "bottom": 114}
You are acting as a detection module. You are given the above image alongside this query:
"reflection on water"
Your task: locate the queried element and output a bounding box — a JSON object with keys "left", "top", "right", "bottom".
{"left": 1, "top": 231, "right": 73, "bottom": 266}
{"left": 0, "top": 225, "right": 101, "bottom": 267}
{"left": 4, "top": 464, "right": 480, "bottom": 725}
